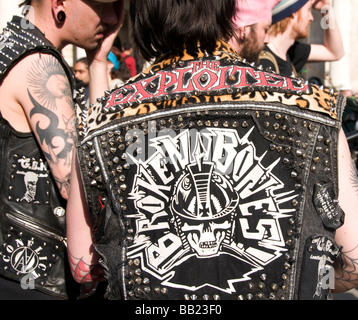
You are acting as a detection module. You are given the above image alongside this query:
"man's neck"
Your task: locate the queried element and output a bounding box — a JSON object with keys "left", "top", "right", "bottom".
{"left": 267, "top": 32, "right": 295, "bottom": 61}
{"left": 27, "top": 10, "right": 64, "bottom": 51}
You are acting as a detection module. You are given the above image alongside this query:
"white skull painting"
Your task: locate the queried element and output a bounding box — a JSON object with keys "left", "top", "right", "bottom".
{"left": 171, "top": 159, "right": 239, "bottom": 257}
{"left": 21, "top": 171, "right": 39, "bottom": 202}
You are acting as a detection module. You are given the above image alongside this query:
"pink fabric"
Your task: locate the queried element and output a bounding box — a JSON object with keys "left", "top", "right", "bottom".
{"left": 233, "top": 0, "right": 281, "bottom": 28}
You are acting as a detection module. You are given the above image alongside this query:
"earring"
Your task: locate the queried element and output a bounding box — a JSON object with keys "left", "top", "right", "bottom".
{"left": 57, "top": 11, "right": 66, "bottom": 23}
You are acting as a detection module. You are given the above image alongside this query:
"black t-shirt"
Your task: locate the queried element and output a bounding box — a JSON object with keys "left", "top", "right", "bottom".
{"left": 259, "top": 41, "right": 311, "bottom": 77}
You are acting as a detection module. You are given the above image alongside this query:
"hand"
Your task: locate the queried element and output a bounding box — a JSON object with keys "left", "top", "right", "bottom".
{"left": 311, "top": 0, "right": 331, "bottom": 12}
{"left": 86, "top": 0, "right": 125, "bottom": 64}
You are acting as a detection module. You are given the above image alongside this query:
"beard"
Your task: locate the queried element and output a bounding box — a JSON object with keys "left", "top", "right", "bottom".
{"left": 295, "top": 25, "right": 310, "bottom": 40}
{"left": 240, "top": 28, "right": 263, "bottom": 64}
{"left": 294, "top": 11, "right": 311, "bottom": 40}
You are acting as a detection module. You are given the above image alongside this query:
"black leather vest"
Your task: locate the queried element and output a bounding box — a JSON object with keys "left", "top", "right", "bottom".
{"left": 77, "top": 42, "right": 345, "bottom": 300}
{"left": 0, "top": 16, "right": 78, "bottom": 299}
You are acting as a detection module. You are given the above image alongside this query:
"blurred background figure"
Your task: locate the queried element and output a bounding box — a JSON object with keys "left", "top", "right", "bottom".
{"left": 259, "top": 0, "right": 344, "bottom": 78}
{"left": 107, "top": 48, "right": 131, "bottom": 90}
{"left": 74, "top": 58, "right": 90, "bottom": 104}
{"left": 228, "top": 0, "right": 280, "bottom": 63}
{"left": 121, "top": 42, "right": 137, "bottom": 77}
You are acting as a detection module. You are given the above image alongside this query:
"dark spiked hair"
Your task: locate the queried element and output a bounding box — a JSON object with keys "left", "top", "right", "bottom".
{"left": 130, "top": 0, "right": 236, "bottom": 61}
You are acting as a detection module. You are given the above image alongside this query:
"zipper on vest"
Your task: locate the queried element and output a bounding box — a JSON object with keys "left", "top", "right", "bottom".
{"left": 5, "top": 212, "right": 67, "bottom": 246}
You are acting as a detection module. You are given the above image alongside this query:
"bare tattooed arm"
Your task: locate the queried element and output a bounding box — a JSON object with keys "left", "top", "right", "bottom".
{"left": 24, "top": 54, "right": 76, "bottom": 199}
{"left": 334, "top": 129, "right": 358, "bottom": 292}
{"left": 66, "top": 155, "right": 102, "bottom": 283}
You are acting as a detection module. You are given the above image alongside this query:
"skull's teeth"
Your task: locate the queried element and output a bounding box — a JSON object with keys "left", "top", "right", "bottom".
{"left": 199, "top": 241, "right": 217, "bottom": 249}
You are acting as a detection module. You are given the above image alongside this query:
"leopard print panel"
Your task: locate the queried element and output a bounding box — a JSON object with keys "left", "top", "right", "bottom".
{"left": 77, "top": 41, "right": 343, "bottom": 138}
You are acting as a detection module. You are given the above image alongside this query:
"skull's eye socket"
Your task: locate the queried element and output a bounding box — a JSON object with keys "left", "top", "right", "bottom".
{"left": 182, "top": 177, "right": 191, "bottom": 190}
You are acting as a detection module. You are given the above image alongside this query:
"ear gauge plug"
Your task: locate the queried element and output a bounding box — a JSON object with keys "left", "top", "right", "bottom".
{"left": 57, "top": 11, "right": 66, "bottom": 23}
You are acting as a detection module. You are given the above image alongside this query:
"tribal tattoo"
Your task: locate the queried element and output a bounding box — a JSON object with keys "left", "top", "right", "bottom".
{"left": 28, "top": 90, "right": 74, "bottom": 164}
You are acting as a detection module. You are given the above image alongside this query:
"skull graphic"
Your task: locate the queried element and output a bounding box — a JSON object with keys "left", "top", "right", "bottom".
{"left": 171, "top": 160, "right": 239, "bottom": 257}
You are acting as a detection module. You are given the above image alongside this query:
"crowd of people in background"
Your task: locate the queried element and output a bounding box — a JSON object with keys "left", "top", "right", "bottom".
{"left": 74, "top": 39, "right": 136, "bottom": 105}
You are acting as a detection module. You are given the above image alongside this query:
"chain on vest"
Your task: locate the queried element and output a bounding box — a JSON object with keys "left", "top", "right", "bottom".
{"left": 0, "top": 16, "right": 80, "bottom": 299}
{"left": 76, "top": 41, "right": 345, "bottom": 300}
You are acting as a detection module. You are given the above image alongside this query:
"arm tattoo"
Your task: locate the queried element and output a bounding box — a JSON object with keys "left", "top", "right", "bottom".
{"left": 349, "top": 158, "right": 358, "bottom": 193}
{"left": 68, "top": 252, "right": 105, "bottom": 284}
{"left": 335, "top": 246, "right": 358, "bottom": 290}
{"left": 54, "top": 172, "right": 71, "bottom": 200}
{"left": 28, "top": 91, "right": 75, "bottom": 165}
{"left": 27, "top": 54, "right": 73, "bottom": 109}
{"left": 26, "top": 55, "right": 75, "bottom": 196}
{"left": 335, "top": 160, "right": 358, "bottom": 290}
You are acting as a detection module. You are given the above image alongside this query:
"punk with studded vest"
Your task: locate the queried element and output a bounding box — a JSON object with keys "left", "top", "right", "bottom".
{"left": 0, "top": 16, "right": 79, "bottom": 299}
{"left": 76, "top": 41, "right": 345, "bottom": 300}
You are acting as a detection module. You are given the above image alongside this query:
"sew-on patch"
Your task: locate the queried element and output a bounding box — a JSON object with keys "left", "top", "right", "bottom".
{"left": 8, "top": 155, "right": 51, "bottom": 205}
{"left": 299, "top": 235, "right": 340, "bottom": 299}
{"left": 313, "top": 181, "right": 344, "bottom": 230}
